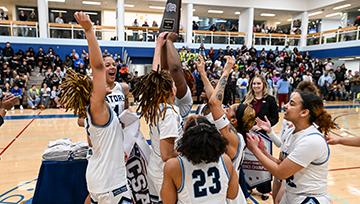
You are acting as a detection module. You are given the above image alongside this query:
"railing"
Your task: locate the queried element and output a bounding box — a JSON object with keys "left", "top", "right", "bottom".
{"left": 253, "top": 33, "right": 301, "bottom": 46}
{"left": 124, "top": 26, "right": 186, "bottom": 42}
{"left": 307, "top": 26, "right": 360, "bottom": 46}
{"left": 48, "top": 23, "right": 116, "bottom": 40}
{"left": 192, "top": 30, "right": 245, "bottom": 45}
{"left": 0, "top": 20, "right": 38, "bottom": 37}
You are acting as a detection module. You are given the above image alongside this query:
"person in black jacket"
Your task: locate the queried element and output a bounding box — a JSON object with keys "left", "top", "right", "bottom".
{"left": 243, "top": 74, "right": 279, "bottom": 200}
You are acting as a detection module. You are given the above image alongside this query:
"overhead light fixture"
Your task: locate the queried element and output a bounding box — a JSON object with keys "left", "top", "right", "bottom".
{"left": 355, "top": 57, "right": 360, "bottom": 59}
{"left": 18, "top": 7, "right": 35, "bottom": 11}
{"left": 338, "top": 58, "right": 354, "bottom": 61}
{"left": 235, "top": 11, "right": 241, "bottom": 15}
{"left": 193, "top": 9, "right": 196, "bottom": 12}
{"left": 149, "top": 6, "right": 165, "bottom": 10}
{"left": 82, "top": 1, "right": 101, "bottom": 5}
{"left": 325, "top": 12, "right": 342, "bottom": 17}
{"left": 84, "top": 12, "right": 98, "bottom": 15}
{"left": 48, "top": 0, "right": 66, "bottom": 2}
{"left": 208, "top": 10, "right": 223, "bottom": 14}
{"left": 333, "top": 4, "right": 351, "bottom": 10}
{"left": 308, "top": 11, "right": 323, "bottom": 16}
{"left": 260, "top": 13, "right": 276, "bottom": 17}
{"left": 275, "top": 22, "right": 281, "bottom": 25}
{"left": 0, "top": 6, "right": 8, "bottom": 12}
{"left": 358, "top": 9, "right": 360, "bottom": 11}
{"left": 124, "top": 4, "right": 134, "bottom": 8}
{"left": 287, "top": 18, "right": 293, "bottom": 22}
{"left": 51, "top": 10, "right": 67, "bottom": 13}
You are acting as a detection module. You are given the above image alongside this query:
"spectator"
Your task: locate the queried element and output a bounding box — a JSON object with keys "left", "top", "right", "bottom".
{"left": 18, "top": 10, "right": 28, "bottom": 36}
{"left": 3, "top": 42, "right": 14, "bottom": 61}
{"left": 11, "top": 84, "right": 23, "bottom": 110}
{"left": 27, "top": 84, "right": 41, "bottom": 109}
{"left": 142, "top": 21, "right": 149, "bottom": 27}
{"left": 354, "top": 16, "right": 360, "bottom": 27}
{"left": 236, "top": 73, "right": 248, "bottom": 101}
{"left": 192, "top": 21, "right": 199, "bottom": 30}
{"left": 152, "top": 20, "right": 158, "bottom": 27}
{"left": 318, "top": 71, "right": 333, "bottom": 99}
{"left": 132, "top": 19, "right": 139, "bottom": 27}
{"left": 40, "top": 82, "right": 51, "bottom": 108}
{"left": 209, "top": 24, "right": 217, "bottom": 32}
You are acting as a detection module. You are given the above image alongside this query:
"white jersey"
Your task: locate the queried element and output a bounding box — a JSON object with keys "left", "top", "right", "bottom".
{"left": 105, "top": 82, "right": 126, "bottom": 117}
{"left": 147, "top": 104, "right": 183, "bottom": 199}
{"left": 175, "top": 86, "right": 193, "bottom": 118}
{"left": 177, "top": 155, "right": 230, "bottom": 204}
{"left": 280, "top": 125, "right": 330, "bottom": 204}
{"left": 84, "top": 105, "right": 127, "bottom": 194}
{"left": 226, "top": 133, "right": 246, "bottom": 204}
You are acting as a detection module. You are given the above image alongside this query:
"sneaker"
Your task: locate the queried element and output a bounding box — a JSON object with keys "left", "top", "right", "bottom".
{"left": 11, "top": 107, "right": 15, "bottom": 111}
{"left": 20, "top": 105, "right": 24, "bottom": 110}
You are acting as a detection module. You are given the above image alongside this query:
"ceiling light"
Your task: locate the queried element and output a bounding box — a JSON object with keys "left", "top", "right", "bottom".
{"left": 338, "top": 58, "right": 354, "bottom": 61}
{"left": 275, "top": 22, "right": 281, "bottom": 25}
{"left": 355, "top": 57, "right": 360, "bottom": 59}
{"left": 149, "top": 6, "right": 165, "bottom": 10}
{"left": 308, "top": 11, "right": 323, "bottom": 16}
{"left": 208, "top": 10, "right": 223, "bottom": 14}
{"left": 84, "top": 12, "right": 98, "bottom": 15}
{"left": 82, "top": 1, "right": 101, "bottom": 5}
{"left": 235, "top": 11, "right": 241, "bottom": 15}
{"left": 358, "top": 9, "right": 360, "bottom": 11}
{"left": 0, "top": 6, "right": 8, "bottom": 12}
{"left": 287, "top": 18, "right": 293, "bottom": 22}
{"left": 51, "top": 10, "right": 67, "bottom": 13}
{"left": 48, "top": 0, "right": 66, "bottom": 2}
{"left": 260, "top": 13, "right": 276, "bottom": 17}
{"left": 333, "top": 4, "right": 351, "bottom": 10}
{"left": 193, "top": 9, "right": 196, "bottom": 12}
{"left": 124, "top": 4, "right": 134, "bottom": 8}
{"left": 325, "top": 12, "right": 342, "bottom": 17}
{"left": 18, "top": 8, "right": 35, "bottom": 11}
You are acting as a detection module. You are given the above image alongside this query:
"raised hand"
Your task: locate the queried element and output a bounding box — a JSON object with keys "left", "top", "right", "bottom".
{"left": 167, "top": 32, "right": 178, "bottom": 42}
{"left": 195, "top": 54, "right": 206, "bottom": 74}
{"left": 246, "top": 132, "right": 261, "bottom": 152}
{"left": 253, "top": 116, "right": 271, "bottom": 133}
{"left": 223, "top": 55, "right": 235, "bottom": 72}
{"left": 156, "top": 32, "right": 168, "bottom": 47}
{"left": 74, "top": 11, "right": 93, "bottom": 32}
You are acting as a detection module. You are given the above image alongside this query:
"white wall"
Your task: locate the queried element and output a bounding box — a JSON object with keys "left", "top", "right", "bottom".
{"left": 344, "top": 61, "right": 360, "bottom": 73}
{"left": 124, "top": 12, "right": 162, "bottom": 26}
{"left": 320, "top": 18, "right": 342, "bottom": 32}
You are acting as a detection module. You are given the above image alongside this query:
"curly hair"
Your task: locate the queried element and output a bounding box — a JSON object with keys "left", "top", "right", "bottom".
{"left": 131, "top": 68, "right": 175, "bottom": 126}
{"left": 177, "top": 116, "right": 228, "bottom": 165}
{"left": 298, "top": 91, "right": 335, "bottom": 135}
{"left": 58, "top": 69, "right": 92, "bottom": 117}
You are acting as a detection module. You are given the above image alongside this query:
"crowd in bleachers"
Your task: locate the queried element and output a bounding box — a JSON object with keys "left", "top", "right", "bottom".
{"left": 1, "top": 42, "right": 360, "bottom": 110}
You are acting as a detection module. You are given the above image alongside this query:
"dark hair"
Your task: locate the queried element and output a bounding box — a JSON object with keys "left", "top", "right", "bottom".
{"left": 177, "top": 117, "right": 228, "bottom": 165}
{"left": 298, "top": 91, "right": 335, "bottom": 135}
{"left": 235, "top": 103, "right": 256, "bottom": 136}
{"left": 296, "top": 81, "right": 320, "bottom": 96}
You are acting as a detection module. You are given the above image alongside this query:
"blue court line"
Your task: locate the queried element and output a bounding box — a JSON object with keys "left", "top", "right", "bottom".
{"left": 4, "top": 104, "right": 360, "bottom": 121}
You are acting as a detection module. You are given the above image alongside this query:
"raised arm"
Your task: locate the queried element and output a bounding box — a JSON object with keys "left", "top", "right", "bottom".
{"left": 74, "top": 12, "right": 108, "bottom": 125}
{"left": 208, "top": 56, "right": 239, "bottom": 159}
{"left": 152, "top": 32, "right": 167, "bottom": 71}
{"left": 195, "top": 55, "right": 214, "bottom": 100}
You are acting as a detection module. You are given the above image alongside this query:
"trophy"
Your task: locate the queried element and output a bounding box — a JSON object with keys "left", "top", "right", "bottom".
{"left": 159, "top": 0, "right": 181, "bottom": 33}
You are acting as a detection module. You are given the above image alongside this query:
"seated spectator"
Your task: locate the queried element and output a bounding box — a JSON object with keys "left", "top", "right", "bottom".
{"left": 40, "top": 83, "right": 51, "bottom": 108}
{"left": 50, "top": 86, "right": 61, "bottom": 108}
{"left": 11, "top": 84, "right": 23, "bottom": 110}
{"left": 27, "top": 84, "right": 41, "bottom": 109}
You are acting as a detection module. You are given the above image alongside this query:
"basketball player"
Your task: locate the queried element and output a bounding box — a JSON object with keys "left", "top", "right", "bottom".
{"left": 161, "top": 116, "right": 239, "bottom": 204}
{"left": 74, "top": 12, "right": 132, "bottom": 203}
{"left": 247, "top": 90, "right": 335, "bottom": 204}
{"left": 195, "top": 55, "right": 250, "bottom": 203}
{"left": 327, "top": 134, "right": 360, "bottom": 147}
{"left": 137, "top": 32, "right": 182, "bottom": 203}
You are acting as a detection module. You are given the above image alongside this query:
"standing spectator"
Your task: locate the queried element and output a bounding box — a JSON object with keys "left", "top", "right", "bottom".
{"left": 192, "top": 21, "right": 199, "bottom": 30}
{"left": 209, "top": 23, "right": 217, "bottom": 32}
{"left": 152, "top": 20, "right": 158, "bottom": 27}
{"left": 243, "top": 75, "right": 279, "bottom": 200}
{"left": 55, "top": 14, "right": 64, "bottom": 38}
{"left": 237, "top": 73, "right": 248, "bottom": 101}
{"left": 18, "top": 10, "right": 28, "bottom": 36}
{"left": 192, "top": 67, "right": 203, "bottom": 104}
{"left": 3, "top": 42, "right": 14, "bottom": 62}
{"left": 276, "top": 74, "right": 290, "bottom": 111}
{"left": 11, "top": 84, "right": 23, "bottom": 110}
{"left": 354, "top": 16, "right": 360, "bottom": 27}
{"left": 27, "top": 84, "right": 41, "bottom": 109}
{"left": 318, "top": 71, "right": 333, "bottom": 99}
{"left": 350, "top": 71, "right": 360, "bottom": 99}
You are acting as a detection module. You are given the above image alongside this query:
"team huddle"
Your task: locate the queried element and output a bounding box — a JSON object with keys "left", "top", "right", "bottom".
{"left": 66, "top": 12, "right": 335, "bottom": 204}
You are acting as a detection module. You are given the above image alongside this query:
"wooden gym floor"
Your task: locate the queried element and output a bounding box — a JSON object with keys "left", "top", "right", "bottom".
{"left": 1, "top": 102, "right": 360, "bottom": 203}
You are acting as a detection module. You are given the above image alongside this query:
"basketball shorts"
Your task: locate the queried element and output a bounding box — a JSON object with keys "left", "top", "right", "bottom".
{"left": 90, "top": 184, "right": 132, "bottom": 204}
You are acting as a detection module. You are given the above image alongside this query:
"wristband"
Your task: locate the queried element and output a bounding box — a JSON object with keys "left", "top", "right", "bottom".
{"left": 214, "top": 114, "right": 230, "bottom": 130}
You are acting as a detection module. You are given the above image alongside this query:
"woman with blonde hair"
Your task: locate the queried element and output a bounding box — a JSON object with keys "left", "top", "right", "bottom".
{"left": 243, "top": 74, "right": 279, "bottom": 200}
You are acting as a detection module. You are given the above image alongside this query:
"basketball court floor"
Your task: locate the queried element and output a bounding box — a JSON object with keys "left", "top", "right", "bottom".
{"left": 1, "top": 102, "right": 360, "bottom": 204}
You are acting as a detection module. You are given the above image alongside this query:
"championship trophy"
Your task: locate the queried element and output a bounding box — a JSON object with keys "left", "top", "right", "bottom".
{"left": 159, "top": 0, "right": 182, "bottom": 33}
